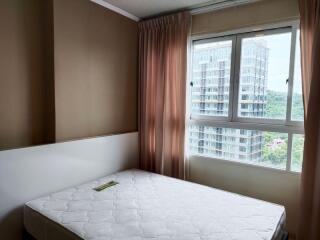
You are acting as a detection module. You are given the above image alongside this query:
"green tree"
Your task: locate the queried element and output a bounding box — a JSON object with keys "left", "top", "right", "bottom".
{"left": 265, "top": 90, "right": 287, "bottom": 119}
{"left": 262, "top": 132, "right": 287, "bottom": 167}
{"left": 265, "top": 90, "right": 304, "bottom": 120}
{"left": 292, "top": 135, "right": 305, "bottom": 171}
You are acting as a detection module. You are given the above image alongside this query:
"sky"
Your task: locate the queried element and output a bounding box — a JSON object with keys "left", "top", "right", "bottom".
{"left": 251, "top": 31, "right": 302, "bottom": 93}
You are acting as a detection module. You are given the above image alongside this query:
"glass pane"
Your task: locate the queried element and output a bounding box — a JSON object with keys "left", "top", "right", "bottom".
{"left": 238, "top": 32, "right": 291, "bottom": 119}
{"left": 291, "top": 134, "right": 305, "bottom": 172}
{"left": 191, "top": 40, "right": 232, "bottom": 117}
{"left": 189, "top": 124, "right": 288, "bottom": 169}
{"left": 292, "top": 30, "right": 304, "bottom": 121}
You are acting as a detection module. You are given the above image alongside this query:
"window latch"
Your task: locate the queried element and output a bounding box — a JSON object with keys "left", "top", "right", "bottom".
{"left": 286, "top": 78, "right": 289, "bottom": 84}
{"left": 190, "top": 82, "right": 194, "bottom": 87}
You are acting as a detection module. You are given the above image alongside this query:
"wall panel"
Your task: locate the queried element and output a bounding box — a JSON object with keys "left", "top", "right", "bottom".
{"left": 54, "top": 0, "right": 138, "bottom": 142}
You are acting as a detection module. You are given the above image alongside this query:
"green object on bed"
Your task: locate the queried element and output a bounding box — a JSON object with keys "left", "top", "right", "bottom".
{"left": 93, "top": 181, "right": 118, "bottom": 191}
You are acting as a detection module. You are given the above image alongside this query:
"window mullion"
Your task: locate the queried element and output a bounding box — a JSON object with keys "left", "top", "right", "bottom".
{"left": 286, "top": 27, "right": 297, "bottom": 124}
{"left": 227, "top": 35, "right": 237, "bottom": 121}
{"left": 287, "top": 133, "right": 293, "bottom": 171}
{"left": 190, "top": 118, "right": 304, "bottom": 134}
{"left": 231, "top": 35, "right": 242, "bottom": 122}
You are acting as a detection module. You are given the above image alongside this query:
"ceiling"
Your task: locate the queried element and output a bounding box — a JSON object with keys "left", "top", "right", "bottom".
{"left": 101, "top": 0, "right": 226, "bottom": 19}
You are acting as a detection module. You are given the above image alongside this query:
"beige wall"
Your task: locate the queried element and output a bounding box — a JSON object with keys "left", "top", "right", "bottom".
{"left": 53, "top": 0, "right": 138, "bottom": 142}
{"left": 0, "top": 0, "right": 138, "bottom": 149}
{"left": 190, "top": 0, "right": 300, "bottom": 238}
{"left": 192, "top": 0, "right": 299, "bottom": 35}
{"left": 0, "top": 0, "right": 55, "bottom": 151}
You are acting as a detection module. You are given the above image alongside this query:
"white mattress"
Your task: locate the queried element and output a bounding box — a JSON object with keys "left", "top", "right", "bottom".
{"left": 24, "top": 169, "right": 286, "bottom": 240}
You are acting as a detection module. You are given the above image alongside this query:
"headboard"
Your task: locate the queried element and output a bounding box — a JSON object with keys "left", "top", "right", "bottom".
{"left": 0, "top": 132, "right": 138, "bottom": 240}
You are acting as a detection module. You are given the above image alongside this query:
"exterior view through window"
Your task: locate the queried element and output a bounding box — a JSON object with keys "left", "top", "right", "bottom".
{"left": 188, "top": 25, "right": 304, "bottom": 172}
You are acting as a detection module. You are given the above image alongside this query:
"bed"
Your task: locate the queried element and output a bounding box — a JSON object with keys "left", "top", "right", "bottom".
{"left": 24, "top": 169, "right": 287, "bottom": 240}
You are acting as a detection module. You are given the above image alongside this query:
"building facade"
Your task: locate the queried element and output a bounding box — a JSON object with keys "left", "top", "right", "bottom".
{"left": 190, "top": 40, "right": 269, "bottom": 162}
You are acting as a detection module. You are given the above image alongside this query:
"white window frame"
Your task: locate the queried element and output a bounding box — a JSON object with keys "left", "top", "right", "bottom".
{"left": 186, "top": 20, "right": 304, "bottom": 174}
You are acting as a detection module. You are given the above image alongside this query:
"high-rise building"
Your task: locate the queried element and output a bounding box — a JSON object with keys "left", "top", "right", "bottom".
{"left": 190, "top": 40, "right": 269, "bottom": 162}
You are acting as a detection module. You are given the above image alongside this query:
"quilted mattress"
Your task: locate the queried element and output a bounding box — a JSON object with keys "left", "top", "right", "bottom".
{"left": 24, "top": 169, "right": 286, "bottom": 240}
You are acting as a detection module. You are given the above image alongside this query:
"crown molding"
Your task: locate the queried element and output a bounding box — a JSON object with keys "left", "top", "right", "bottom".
{"left": 90, "top": 0, "right": 140, "bottom": 22}
{"left": 190, "top": 0, "right": 261, "bottom": 15}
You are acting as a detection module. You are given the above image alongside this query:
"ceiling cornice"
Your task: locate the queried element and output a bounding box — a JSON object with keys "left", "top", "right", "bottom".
{"left": 90, "top": 0, "right": 262, "bottom": 22}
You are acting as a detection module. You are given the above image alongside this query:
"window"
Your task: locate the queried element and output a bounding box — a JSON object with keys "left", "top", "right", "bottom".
{"left": 238, "top": 32, "right": 291, "bottom": 119}
{"left": 188, "top": 24, "right": 304, "bottom": 172}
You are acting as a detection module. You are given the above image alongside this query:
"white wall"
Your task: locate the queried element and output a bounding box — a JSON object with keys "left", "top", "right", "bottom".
{"left": 188, "top": 156, "right": 300, "bottom": 238}
{"left": 0, "top": 132, "right": 138, "bottom": 240}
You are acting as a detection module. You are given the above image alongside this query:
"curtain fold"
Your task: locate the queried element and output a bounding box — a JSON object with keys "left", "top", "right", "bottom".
{"left": 138, "top": 12, "right": 191, "bottom": 179}
{"left": 298, "top": 0, "right": 320, "bottom": 239}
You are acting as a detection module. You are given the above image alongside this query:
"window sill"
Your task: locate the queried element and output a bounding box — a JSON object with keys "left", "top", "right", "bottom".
{"left": 188, "top": 154, "right": 302, "bottom": 175}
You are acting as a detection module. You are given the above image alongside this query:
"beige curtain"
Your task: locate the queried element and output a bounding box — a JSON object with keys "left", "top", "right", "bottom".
{"left": 298, "top": 1, "right": 320, "bottom": 239}
{"left": 138, "top": 12, "right": 191, "bottom": 178}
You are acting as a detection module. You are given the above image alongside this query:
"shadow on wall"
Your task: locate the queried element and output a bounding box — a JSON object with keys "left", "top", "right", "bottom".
{"left": 0, "top": 0, "right": 55, "bottom": 151}
{"left": 188, "top": 156, "right": 301, "bottom": 238}
{"left": 0, "top": 208, "right": 23, "bottom": 240}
